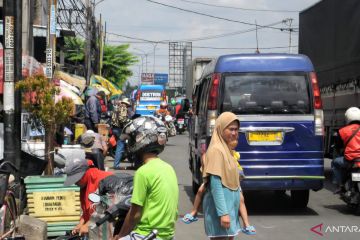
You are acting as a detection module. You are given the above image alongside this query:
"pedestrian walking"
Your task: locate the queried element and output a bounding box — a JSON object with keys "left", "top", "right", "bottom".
{"left": 84, "top": 91, "right": 104, "bottom": 131}
{"left": 111, "top": 97, "right": 132, "bottom": 169}
{"left": 202, "top": 112, "right": 242, "bottom": 240}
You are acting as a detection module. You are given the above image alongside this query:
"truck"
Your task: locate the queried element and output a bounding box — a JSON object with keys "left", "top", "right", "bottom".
{"left": 185, "top": 57, "right": 213, "bottom": 99}
{"left": 299, "top": 0, "right": 360, "bottom": 157}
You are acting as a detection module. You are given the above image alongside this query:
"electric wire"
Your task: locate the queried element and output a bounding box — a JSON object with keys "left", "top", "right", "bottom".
{"left": 146, "top": 0, "right": 295, "bottom": 31}
{"left": 174, "top": 0, "right": 299, "bottom": 13}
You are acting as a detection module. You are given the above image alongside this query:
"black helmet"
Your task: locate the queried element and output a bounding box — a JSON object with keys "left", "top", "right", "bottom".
{"left": 122, "top": 116, "right": 167, "bottom": 155}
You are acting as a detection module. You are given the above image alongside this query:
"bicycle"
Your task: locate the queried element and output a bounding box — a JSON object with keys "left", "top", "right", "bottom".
{"left": 0, "top": 161, "right": 25, "bottom": 240}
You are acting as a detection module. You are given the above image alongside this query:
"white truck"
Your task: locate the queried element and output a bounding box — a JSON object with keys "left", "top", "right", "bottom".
{"left": 185, "top": 57, "right": 213, "bottom": 99}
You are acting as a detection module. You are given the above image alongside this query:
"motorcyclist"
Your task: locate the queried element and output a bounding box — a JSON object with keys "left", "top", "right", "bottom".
{"left": 332, "top": 107, "right": 360, "bottom": 193}
{"left": 114, "top": 116, "right": 179, "bottom": 240}
{"left": 155, "top": 101, "right": 171, "bottom": 118}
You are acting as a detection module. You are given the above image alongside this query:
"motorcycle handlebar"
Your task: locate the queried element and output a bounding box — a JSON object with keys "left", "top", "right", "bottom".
{"left": 95, "top": 213, "right": 111, "bottom": 227}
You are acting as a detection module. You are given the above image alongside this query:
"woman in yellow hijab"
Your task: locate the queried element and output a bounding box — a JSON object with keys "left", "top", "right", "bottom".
{"left": 202, "top": 112, "right": 241, "bottom": 239}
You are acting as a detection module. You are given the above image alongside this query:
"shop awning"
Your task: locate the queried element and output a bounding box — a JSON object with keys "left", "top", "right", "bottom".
{"left": 90, "top": 75, "right": 122, "bottom": 96}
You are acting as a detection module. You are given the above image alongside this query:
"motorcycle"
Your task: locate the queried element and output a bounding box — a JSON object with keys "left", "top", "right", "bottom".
{"left": 155, "top": 114, "right": 176, "bottom": 137}
{"left": 87, "top": 174, "right": 157, "bottom": 240}
{"left": 339, "top": 159, "right": 360, "bottom": 214}
{"left": 175, "top": 115, "right": 186, "bottom": 134}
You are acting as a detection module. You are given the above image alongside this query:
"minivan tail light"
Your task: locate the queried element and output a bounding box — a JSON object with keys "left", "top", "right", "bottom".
{"left": 208, "top": 73, "right": 221, "bottom": 110}
{"left": 207, "top": 110, "right": 217, "bottom": 136}
{"left": 310, "top": 72, "right": 322, "bottom": 109}
{"left": 314, "top": 109, "right": 324, "bottom": 136}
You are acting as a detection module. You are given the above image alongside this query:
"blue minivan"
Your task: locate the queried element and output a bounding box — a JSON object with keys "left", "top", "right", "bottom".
{"left": 189, "top": 53, "right": 324, "bottom": 208}
{"left": 135, "top": 85, "right": 167, "bottom": 116}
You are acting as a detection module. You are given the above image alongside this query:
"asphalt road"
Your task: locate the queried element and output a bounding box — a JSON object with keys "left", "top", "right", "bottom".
{"left": 107, "top": 134, "right": 360, "bottom": 240}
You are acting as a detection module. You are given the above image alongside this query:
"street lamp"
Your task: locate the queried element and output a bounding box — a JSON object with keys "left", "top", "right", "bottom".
{"left": 133, "top": 48, "right": 151, "bottom": 73}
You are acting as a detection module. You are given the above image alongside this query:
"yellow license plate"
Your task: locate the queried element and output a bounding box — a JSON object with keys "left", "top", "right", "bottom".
{"left": 146, "top": 106, "right": 156, "bottom": 110}
{"left": 248, "top": 131, "right": 283, "bottom": 142}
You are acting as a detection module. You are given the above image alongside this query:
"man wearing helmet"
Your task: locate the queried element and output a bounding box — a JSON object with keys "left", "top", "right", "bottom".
{"left": 115, "top": 116, "right": 179, "bottom": 240}
{"left": 332, "top": 107, "right": 360, "bottom": 193}
{"left": 156, "top": 101, "right": 171, "bottom": 117}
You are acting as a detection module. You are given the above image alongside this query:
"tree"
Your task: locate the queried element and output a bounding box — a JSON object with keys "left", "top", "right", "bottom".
{"left": 64, "top": 37, "right": 85, "bottom": 64}
{"left": 63, "top": 37, "right": 138, "bottom": 89}
{"left": 16, "top": 75, "right": 75, "bottom": 175}
{"left": 102, "top": 44, "right": 138, "bottom": 88}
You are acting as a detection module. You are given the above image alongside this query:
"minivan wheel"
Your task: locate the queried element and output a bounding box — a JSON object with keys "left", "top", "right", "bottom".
{"left": 192, "top": 180, "right": 200, "bottom": 195}
{"left": 291, "top": 190, "right": 309, "bottom": 208}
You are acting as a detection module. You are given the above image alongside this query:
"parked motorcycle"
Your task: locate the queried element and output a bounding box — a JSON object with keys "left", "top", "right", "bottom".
{"left": 339, "top": 159, "right": 360, "bottom": 214}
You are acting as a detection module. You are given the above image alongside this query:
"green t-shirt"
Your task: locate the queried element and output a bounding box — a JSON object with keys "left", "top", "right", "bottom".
{"left": 131, "top": 158, "right": 179, "bottom": 239}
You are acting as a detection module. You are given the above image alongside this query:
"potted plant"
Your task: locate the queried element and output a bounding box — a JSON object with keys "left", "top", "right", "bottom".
{"left": 16, "top": 74, "right": 75, "bottom": 175}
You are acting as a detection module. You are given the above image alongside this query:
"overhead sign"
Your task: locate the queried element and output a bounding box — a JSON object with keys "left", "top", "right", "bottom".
{"left": 154, "top": 73, "right": 168, "bottom": 85}
{"left": 141, "top": 73, "right": 154, "bottom": 84}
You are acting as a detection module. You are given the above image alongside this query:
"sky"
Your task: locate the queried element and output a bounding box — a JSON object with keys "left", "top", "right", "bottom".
{"left": 96, "top": 0, "right": 320, "bottom": 86}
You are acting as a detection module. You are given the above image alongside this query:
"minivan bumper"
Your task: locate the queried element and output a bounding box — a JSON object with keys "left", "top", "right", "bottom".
{"left": 241, "top": 176, "right": 324, "bottom": 191}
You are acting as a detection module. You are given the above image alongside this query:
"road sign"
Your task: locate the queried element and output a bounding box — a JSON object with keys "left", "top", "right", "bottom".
{"left": 154, "top": 73, "right": 168, "bottom": 85}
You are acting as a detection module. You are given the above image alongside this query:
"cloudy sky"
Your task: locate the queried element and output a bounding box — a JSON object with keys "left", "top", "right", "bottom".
{"left": 96, "top": 0, "right": 320, "bottom": 85}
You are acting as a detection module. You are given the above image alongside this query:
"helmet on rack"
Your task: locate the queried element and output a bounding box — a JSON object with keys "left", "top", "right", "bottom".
{"left": 122, "top": 116, "right": 167, "bottom": 156}
{"left": 345, "top": 107, "right": 360, "bottom": 124}
{"left": 160, "top": 101, "right": 168, "bottom": 109}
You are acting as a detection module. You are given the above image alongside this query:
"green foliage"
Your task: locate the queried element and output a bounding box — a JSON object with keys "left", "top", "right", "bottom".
{"left": 63, "top": 37, "right": 138, "bottom": 89}
{"left": 102, "top": 44, "right": 138, "bottom": 88}
{"left": 64, "top": 37, "right": 85, "bottom": 63}
{"left": 15, "top": 74, "right": 75, "bottom": 129}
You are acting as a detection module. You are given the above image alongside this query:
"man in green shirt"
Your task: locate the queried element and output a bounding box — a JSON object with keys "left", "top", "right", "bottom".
{"left": 114, "top": 116, "right": 179, "bottom": 240}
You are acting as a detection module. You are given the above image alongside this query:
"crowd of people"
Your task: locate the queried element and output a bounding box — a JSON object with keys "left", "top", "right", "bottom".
{"left": 65, "top": 102, "right": 360, "bottom": 240}
{"left": 64, "top": 109, "right": 258, "bottom": 240}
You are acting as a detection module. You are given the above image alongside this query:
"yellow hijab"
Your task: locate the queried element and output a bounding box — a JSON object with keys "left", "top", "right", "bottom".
{"left": 203, "top": 112, "right": 240, "bottom": 190}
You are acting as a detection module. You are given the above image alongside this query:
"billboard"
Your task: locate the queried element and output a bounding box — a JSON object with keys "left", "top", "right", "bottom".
{"left": 154, "top": 73, "right": 168, "bottom": 85}
{"left": 141, "top": 73, "right": 154, "bottom": 84}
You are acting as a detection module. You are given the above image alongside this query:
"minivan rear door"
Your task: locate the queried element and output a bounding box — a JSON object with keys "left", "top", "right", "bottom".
{"left": 221, "top": 73, "right": 323, "bottom": 188}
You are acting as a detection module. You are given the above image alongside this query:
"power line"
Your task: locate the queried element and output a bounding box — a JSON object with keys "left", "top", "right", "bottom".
{"left": 192, "top": 45, "right": 298, "bottom": 50}
{"left": 107, "top": 31, "right": 165, "bottom": 44}
{"left": 146, "top": 0, "right": 294, "bottom": 31}
{"left": 108, "top": 38, "right": 296, "bottom": 51}
{"left": 107, "top": 18, "right": 294, "bottom": 45}
{"left": 174, "top": 0, "right": 299, "bottom": 13}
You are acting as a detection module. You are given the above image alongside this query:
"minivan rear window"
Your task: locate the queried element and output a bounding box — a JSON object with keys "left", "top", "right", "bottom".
{"left": 222, "top": 73, "right": 311, "bottom": 114}
{"left": 140, "top": 90, "right": 162, "bottom": 101}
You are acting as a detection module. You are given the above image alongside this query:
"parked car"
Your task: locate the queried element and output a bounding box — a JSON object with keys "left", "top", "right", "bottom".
{"left": 189, "top": 53, "right": 324, "bottom": 208}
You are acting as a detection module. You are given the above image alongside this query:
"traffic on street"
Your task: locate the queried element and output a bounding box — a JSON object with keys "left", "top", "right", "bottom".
{"left": 0, "top": 0, "right": 360, "bottom": 240}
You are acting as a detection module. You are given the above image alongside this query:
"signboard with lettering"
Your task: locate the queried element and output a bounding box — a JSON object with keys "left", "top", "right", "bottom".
{"left": 154, "top": 73, "right": 168, "bottom": 85}
{"left": 31, "top": 191, "right": 80, "bottom": 217}
{"left": 4, "top": 16, "right": 14, "bottom": 49}
{"left": 141, "top": 73, "right": 154, "bottom": 84}
{"left": 50, "top": 5, "right": 57, "bottom": 35}
{"left": 45, "top": 48, "right": 53, "bottom": 78}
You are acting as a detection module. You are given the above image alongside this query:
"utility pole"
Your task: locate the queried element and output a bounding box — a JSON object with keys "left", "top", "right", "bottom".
{"left": 85, "top": 0, "right": 92, "bottom": 84}
{"left": 288, "top": 18, "right": 293, "bottom": 53}
{"left": 255, "top": 20, "right": 260, "bottom": 54}
{"left": 14, "top": 0, "right": 23, "bottom": 172}
{"left": 3, "top": 0, "right": 17, "bottom": 169}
